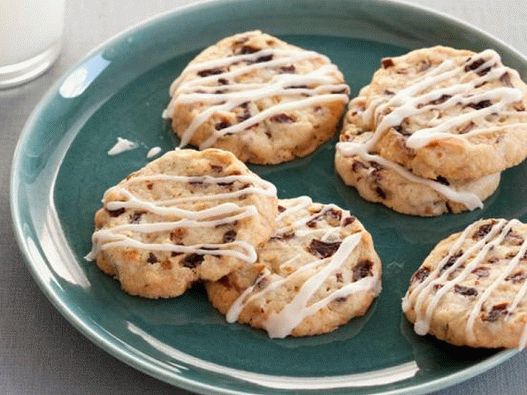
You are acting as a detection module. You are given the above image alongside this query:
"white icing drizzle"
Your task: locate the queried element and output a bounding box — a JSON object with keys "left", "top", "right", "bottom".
{"left": 401, "top": 221, "right": 481, "bottom": 313}
{"left": 146, "top": 146, "right": 162, "bottom": 158}
{"left": 404, "top": 219, "right": 527, "bottom": 347}
{"left": 100, "top": 202, "right": 258, "bottom": 232}
{"left": 170, "top": 50, "right": 332, "bottom": 94}
{"left": 406, "top": 87, "right": 522, "bottom": 149}
{"left": 337, "top": 49, "right": 526, "bottom": 210}
{"left": 226, "top": 197, "right": 380, "bottom": 338}
{"left": 460, "top": 122, "right": 527, "bottom": 139}
{"left": 277, "top": 199, "right": 342, "bottom": 235}
{"left": 226, "top": 259, "right": 331, "bottom": 324}
{"left": 264, "top": 234, "right": 365, "bottom": 338}
{"left": 413, "top": 219, "right": 510, "bottom": 335}
{"left": 165, "top": 48, "right": 349, "bottom": 148}
{"left": 465, "top": 232, "right": 527, "bottom": 342}
{"left": 106, "top": 174, "right": 276, "bottom": 205}
{"left": 226, "top": 268, "right": 273, "bottom": 323}
{"left": 107, "top": 137, "right": 138, "bottom": 156}
{"left": 338, "top": 146, "right": 485, "bottom": 210}
{"left": 276, "top": 195, "right": 312, "bottom": 223}
{"left": 86, "top": 171, "right": 277, "bottom": 264}
{"left": 94, "top": 237, "right": 257, "bottom": 263}
{"left": 161, "top": 108, "right": 170, "bottom": 119}
{"left": 199, "top": 95, "right": 347, "bottom": 150}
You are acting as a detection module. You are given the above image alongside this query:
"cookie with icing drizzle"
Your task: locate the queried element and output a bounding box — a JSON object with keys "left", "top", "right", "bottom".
{"left": 206, "top": 196, "right": 382, "bottom": 338}
{"left": 164, "top": 30, "right": 349, "bottom": 164}
{"left": 335, "top": 126, "right": 501, "bottom": 216}
{"left": 86, "top": 149, "right": 278, "bottom": 299}
{"left": 337, "top": 46, "right": 527, "bottom": 181}
{"left": 403, "top": 218, "right": 527, "bottom": 348}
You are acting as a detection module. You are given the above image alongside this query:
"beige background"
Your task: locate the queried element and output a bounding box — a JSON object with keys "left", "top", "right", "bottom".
{"left": 1, "top": 1, "right": 526, "bottom": 393}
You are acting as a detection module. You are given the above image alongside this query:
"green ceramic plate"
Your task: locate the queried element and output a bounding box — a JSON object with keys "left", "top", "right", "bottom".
{"left": 11, "top": 0, "right": 527, "bottom": 393}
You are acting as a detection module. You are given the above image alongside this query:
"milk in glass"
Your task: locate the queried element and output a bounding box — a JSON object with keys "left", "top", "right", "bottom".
{"left": 0, "top": 0, "right": 65, "bottom": 88}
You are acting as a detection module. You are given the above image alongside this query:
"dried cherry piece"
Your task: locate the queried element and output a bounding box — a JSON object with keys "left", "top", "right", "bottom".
{"left": 308, "top": 239, "right": 342, "bottom": 259}
{"left": 254, "top": 54, "right": 273, "bottom": 63}
{"left": 412, "top": 267, "right": 430, "bottom": 283}
{"left": 147, "top": 253, "right": 159, "bottom": 264}
{"left": 382, "top": 58, "right": 394, "bottom": 68}
{"left": 342, "top": 216, "right": 356, "bottom": 226}
{"left": 435, "top": 176, "right": 450, "bottom": 186}
{"left": 215, "top": 121, "right": 231, "bottom": 130}
{"left": 464, "top": 58, "right": 485, "bottom": 72}
{"left": 197, "top": 68, "right": 223, "bottom": 77}
{"left": 353, "top": 260, "right": 373, "bottom": 281}
{"left": 440, "top": 250, "right": 463, "bottom": 273}
{"left": 375, "top": 186, "right": 386, "bottom": 199}
{"left": 454, "top": 284, "right": 478, "bottom": 297}
{"left": 223, "top": 230, "right": 237, "bottom": 243}
{"left": 279, "top": 65, "right": 295, "bottom": 73}
{"left": 467, "top": 100, "right": 492, "bottom": 110}
{"left": 506, "top": 271, "right": 527, "bottom": 284}
{"left": 238, "top": 45, "right": 260, "bottom": 54}
{"left": 130, "top": 211, "right": 144, "bottom": 224}
{"left": 269, "top": 113, "right": 295, "bottom": 123}
{"left": 183, "top": 253, "right": 204, "bottom": 268}
{"left": 472, "top": 267, "right": 490, "bottom": 278}
{"left": 107, "top": 207, "right": 126, "bottom": 217}
{"left": 472, "top": 222, "right": 495, "bottom": 240}
{"left": 484, "top": 303, "right": 508, "bottom": 322}
{"left": 429, "top": 94, "right": 452, "bottom": 106}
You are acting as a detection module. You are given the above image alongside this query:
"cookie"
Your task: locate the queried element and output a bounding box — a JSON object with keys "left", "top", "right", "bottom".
{"left": 164, "top": 30, "right": 349, "bottom": 164}
{"left": 335, "top": 127, "right": 501, "bottom": 216}
{"left": 337, "top": 46, "right": 527, "bottom": 181}
{"left": 403, "top": 218, "right": 527, "bottom": 348}
{"left": 206, "top": 196, "right": 382, "bottom": 338}
{"left": 86, "top": 148, "right": 278, "bottom": 299}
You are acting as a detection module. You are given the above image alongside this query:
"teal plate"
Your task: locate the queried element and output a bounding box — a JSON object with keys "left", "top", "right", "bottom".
{"left": 10, "top": 0, "right": 527, "bottom": 393}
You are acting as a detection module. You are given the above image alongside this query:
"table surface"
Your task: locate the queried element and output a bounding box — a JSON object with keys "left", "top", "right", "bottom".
{"left": 1, "top": 0, "right": 526, "bottom": 394}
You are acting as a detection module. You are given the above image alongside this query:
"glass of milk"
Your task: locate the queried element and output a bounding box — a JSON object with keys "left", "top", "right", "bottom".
{"left": 0, "top": 0, "right": 65, "bottom": 89}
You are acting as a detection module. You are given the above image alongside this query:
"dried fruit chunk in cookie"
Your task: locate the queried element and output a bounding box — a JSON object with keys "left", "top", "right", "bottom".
{"left": 337, "top": 46, "right": 527, "bottom": 181}
{"left": 87, "top": 148, "right": 277, "bottom": 298}
{"left": 403, "top": 218, "right": 527, "bottom": 348}
{"left": 164, "top": 30, "right": 349, "bottom": 164}
{"left": 206, "top": 196, "right": 381, "bottom": 338}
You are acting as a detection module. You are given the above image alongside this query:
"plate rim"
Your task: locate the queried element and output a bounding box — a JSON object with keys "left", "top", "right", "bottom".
{"left": 9, "top": 0, "right": 524, "bottom": 393}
